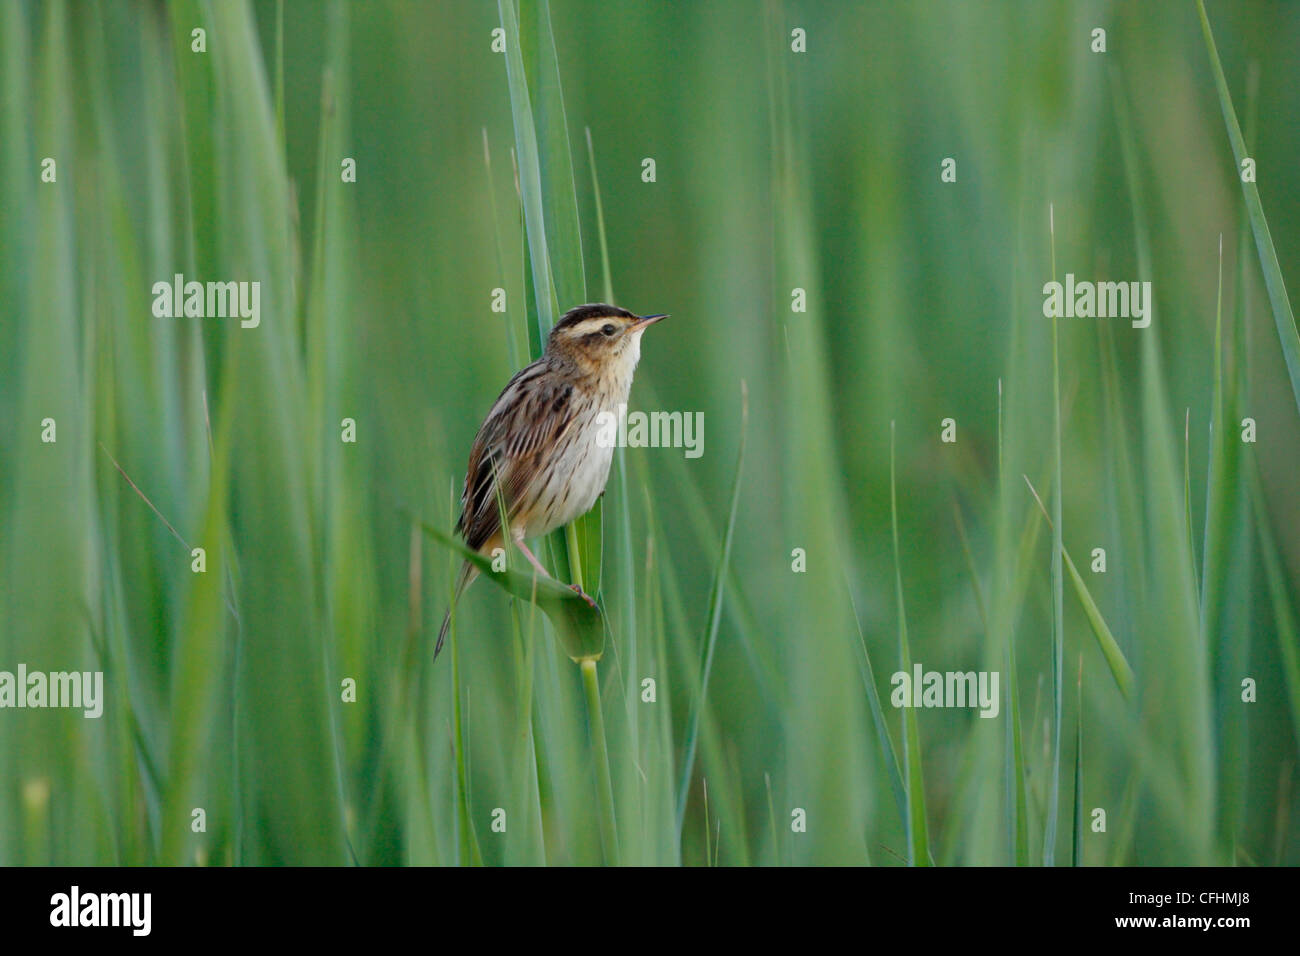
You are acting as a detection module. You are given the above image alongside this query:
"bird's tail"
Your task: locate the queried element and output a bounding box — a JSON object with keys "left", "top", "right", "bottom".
{"left": 436, "top": 559, "right": 479, "bottom": 660}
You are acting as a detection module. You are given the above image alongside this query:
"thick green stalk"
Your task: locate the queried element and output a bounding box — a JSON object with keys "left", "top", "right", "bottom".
{"left": 580, "top": 659, "right": 620, "bottom": 864}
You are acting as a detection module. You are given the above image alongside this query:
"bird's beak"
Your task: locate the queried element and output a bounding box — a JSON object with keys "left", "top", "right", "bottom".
{"left": 632, "top": 313, "right": 668, "bottom": 330}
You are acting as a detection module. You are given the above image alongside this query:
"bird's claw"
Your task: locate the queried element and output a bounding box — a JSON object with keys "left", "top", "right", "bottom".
{"left": 569, "top": 583, "right": 598, "bottom": 608}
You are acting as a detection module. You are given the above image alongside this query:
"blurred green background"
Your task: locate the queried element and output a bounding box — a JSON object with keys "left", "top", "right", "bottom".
{"left": 1, "top": 0, "right": 1298, "bottom": 865}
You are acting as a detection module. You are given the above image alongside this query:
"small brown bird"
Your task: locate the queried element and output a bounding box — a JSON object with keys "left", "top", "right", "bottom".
{"left": 436, "top": 304, "right": 666, "bottom": 657}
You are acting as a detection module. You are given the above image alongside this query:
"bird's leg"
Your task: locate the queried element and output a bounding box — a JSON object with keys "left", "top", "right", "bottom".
{"left": 513, "top": 535, "right": 554, "bottom": 580}
{"left": 569, "top": 583, "right": 597, "bottom": 607}
{"left": 512, "top": 533, "right": 597, "bottom": 608}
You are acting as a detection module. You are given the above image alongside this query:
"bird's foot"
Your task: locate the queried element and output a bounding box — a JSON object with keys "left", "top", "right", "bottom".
{"left": 569, "top": 583, "right": 598, "bottom": 608}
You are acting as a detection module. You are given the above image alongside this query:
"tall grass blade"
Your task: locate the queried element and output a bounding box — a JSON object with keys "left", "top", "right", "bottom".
{"left": 580, "top": 658, "right": 619, "bottom": 864}
{"left": 519, "top": 0, "right": 586, "bottom": 310}
{"left": 1114, "top": 62, "right": 1216, "bottom": 863}
{"left": 1197, "top": 0, "right": 1300, "bottom": 416}
{"left": 1250, "top": 464, "right": 1300, "bottom": 747}
{"left": 846, "top": 581, "right": 907, "bottom": 831}
{"left": 891, "top": 422, "right": 931, "bottom": 867}
{"left": 1023, "top": 478, "right": 1135, "bottom": 699}
{"left": 204, "top": 0, "right": 348, "bottom": 864}
{"left": 499, "top": 0, "right": 556, "bottom": 338}
{"left": 1072, "top": 657, "right": 1083, "bottom": 867}
{"left": 675, "top": 383, "right": 748, "bottom": 833}
{"left": 1044, "top": 204, "right": 1064, "bottom": 866}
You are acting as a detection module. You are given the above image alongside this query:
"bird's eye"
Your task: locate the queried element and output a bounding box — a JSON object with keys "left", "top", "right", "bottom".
{"left": 601, "top": 324, "right": 617, "bottom": 336}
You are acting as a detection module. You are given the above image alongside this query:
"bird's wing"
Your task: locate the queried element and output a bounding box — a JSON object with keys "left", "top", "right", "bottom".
{"left": 458, "top": 361, "right": 580, "bottom": 552}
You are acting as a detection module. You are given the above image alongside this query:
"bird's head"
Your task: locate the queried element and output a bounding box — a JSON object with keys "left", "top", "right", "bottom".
{"left": 545, "top": 303, "right": 666, "bottom": 377}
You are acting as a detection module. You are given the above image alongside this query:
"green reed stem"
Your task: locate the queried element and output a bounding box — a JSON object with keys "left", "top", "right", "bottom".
{"left": 580, "top": 658, "right": 620, "bottom": 864}
{"left": 565, "top": 522, "right": 585, "bottom": 594}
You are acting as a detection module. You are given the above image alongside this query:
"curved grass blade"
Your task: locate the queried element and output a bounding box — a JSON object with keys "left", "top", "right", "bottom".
{"left": 846, "top": 579, "right": 907, "bottom": 832}
{"left": 1024, "top": 476, "right": 1135, "bottom": 699}
{"left": 408, "top": 507, "right": 605, "bottom": 662}
{"left": 1197, "top": 0, "right": 1300, "bottom": 417}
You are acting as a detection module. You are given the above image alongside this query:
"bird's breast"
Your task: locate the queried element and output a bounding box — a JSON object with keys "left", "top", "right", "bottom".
{"left": 524, "top": 392, "right": 622, "bottom": 539}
